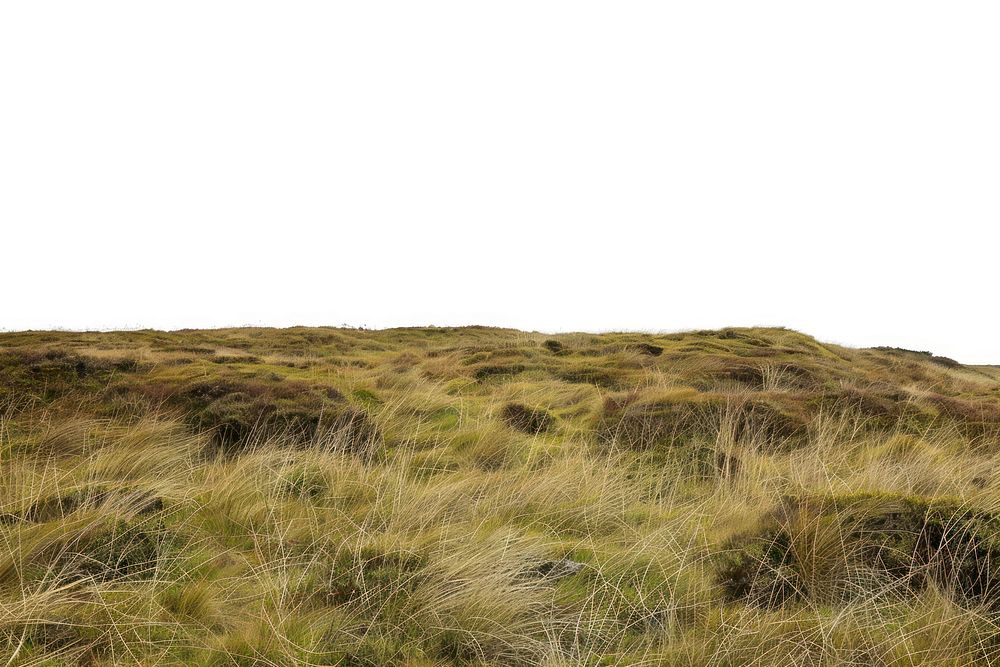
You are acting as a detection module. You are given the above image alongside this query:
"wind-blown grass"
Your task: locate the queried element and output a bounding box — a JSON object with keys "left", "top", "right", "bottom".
{"left": 2, "top": 326, "right": 1000, "bottom": 665}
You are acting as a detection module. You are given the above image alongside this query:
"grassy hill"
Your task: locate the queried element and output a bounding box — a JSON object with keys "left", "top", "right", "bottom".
{"left": 3, "top": 326, "right": 1000, "bottom": 665}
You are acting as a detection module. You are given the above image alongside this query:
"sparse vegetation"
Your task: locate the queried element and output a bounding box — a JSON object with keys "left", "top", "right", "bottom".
{"left": 3, "top": 325, "right": 1000, "bottom": 665}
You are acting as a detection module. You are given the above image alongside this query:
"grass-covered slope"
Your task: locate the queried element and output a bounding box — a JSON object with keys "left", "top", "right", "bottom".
{"left": 2, "top": 326, "right": 1000, "bottom": 665}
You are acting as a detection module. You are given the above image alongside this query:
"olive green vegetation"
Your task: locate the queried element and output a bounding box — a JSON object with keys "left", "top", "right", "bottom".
{"left": 3, "top": 325, "right": 1000, "bottom": 665}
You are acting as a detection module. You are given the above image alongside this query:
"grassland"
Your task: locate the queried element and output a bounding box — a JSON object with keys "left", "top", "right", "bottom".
{"left": 3, "top": 325, "right": 1000, "bottom": 666}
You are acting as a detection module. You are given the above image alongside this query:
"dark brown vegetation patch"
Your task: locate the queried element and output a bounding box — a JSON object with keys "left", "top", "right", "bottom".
{"left": 872, "top": 347, "right": 962, "bottom": 369}
{"left": 731, "top": 398, "right": 810, "bottom": 445}
{"left": 924, "top": 394, "right": 1000, "bottom": 441}
{"left": 718, "top": 493, "right": 1000, "bottom": 608}
{"left": 473, "top": 364, "right": 526, "bottom": 381}
{"left": 810, "top": 386, "right": 930, "bottom": 431}
{"left": 211, "top": 354, "right": 260, "bottom": 364}
{"left": 693, "top": 358, "right": 821, "bottom": 391}
{"left": 542, "top": 339, "right": 566, "bottom": 354}
{"left": 600, "top": 391, "right": 717, "bottom": 450}
{"left": 0, "top": 348, "right": 147, "bottom": 403}
{"left": 501, "top": 403, "right": 554, "bottom": 434}
{"left": 554, "top": 365, "right": 623, "bottom": 388}
{"left": 124, "top": 375, "right": 379, "bottom": 452}
{"left": 601, "top": 391, "right": 808, "bottom": 451}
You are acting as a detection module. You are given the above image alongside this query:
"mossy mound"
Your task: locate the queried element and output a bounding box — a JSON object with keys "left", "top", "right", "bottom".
{"left": 542, "top": 339, "right": 566, "bottom": 355}
{"left": 0, "top": 347, "right": 145, "bottom": 403}
{"left": 501, "top": 403, "right": 554, "bottom": 434}
{"left": 718, "top": 493, "right": 1000, "bottom": 608}
{"left": 472, "top": 363, "right": 527, "bottom": 381}
{"left": 601, "top": 390, "right": 808, "bottom": 451}
{"left": 125, "top": 374, "right": 379, "bottom": 452}
{"left": 600, "top": 390, "right": 718, "bottom": 450}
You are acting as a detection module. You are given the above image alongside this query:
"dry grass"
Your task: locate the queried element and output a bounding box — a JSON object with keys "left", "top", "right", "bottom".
{"left": 1, "top": 326, "right": 1000, "bottom": 665}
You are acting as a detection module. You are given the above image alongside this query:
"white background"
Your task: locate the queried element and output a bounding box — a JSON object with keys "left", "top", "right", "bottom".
{"left": 2, "top": 3, "right": 998, "bottom": 362}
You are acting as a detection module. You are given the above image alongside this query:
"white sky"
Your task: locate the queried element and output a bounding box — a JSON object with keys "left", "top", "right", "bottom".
{"left": 2, "top": 3, "right": 998, "bottom": 363}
